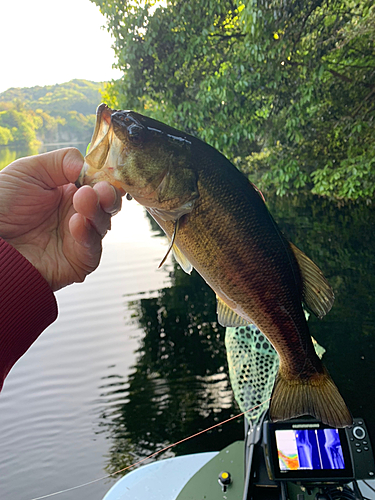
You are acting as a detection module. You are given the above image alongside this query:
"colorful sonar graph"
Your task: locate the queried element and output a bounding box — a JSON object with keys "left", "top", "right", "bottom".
{"left": 278, "top": 449, "right": 299, "bottom": 470}
{"left": 275, "top": 428, "right": 345, "bottom": 472}
{"left": 276, "top": 430, "right": 300, "bottom": 471}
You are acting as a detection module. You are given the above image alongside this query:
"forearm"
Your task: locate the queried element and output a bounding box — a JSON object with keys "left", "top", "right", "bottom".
{"left": 0, "top": 238, "right": 58, "bottom": 391}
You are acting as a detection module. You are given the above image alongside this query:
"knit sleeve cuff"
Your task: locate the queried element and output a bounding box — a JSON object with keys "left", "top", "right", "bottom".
{"left": 0, "top": 238, "right": 58, "bottom": 390}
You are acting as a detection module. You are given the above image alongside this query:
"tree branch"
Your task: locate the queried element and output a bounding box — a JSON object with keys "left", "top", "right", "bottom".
{"left": 328, "top": 69, "right": 354, "bottom": 83}
{"left": 209, "top": 32, "right": 246, "bottom": 40}
{"left": 351, "top": 87, "right": 375, "bottom": 119}
{"left": 293, "top": 0, "right": 323, "bottom": 48}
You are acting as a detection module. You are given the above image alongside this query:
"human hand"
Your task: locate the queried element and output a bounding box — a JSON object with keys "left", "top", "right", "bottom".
{"left": 0, "top": 148, "right": 123, "bottom": 291}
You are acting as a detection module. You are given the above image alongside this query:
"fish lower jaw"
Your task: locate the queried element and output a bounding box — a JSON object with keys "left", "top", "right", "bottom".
{"left": 76, "top": 162, "right": 127, "bottom": 191}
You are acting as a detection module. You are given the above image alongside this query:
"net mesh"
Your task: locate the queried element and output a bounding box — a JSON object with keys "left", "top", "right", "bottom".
{"left": 225, "top": 324, "right": 326, "bottom": 425}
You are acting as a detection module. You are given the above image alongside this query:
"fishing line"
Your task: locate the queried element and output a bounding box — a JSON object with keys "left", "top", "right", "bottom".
{"left": 29, "top": 398, "right": 270, "bottom": 500}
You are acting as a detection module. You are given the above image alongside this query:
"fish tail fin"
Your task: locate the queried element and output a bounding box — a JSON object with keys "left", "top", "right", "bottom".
{"left": 269, "top": 365, "right": 352, "bottom": 428}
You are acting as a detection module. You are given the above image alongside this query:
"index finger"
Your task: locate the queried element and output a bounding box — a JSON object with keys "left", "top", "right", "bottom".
{"left": 93, "top": 181, "right": 123, "bottom": 215}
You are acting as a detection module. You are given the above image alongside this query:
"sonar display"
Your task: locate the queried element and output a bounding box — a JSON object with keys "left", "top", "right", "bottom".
{"left": 275, "top": 428, "right": 345, "bottom": 472}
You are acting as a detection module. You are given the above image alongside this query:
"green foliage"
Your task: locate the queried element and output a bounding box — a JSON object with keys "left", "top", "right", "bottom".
{"left": 0, "top": 126, "right": 13, "bottom": 146}
{"left": 0, "top": 80, "right": 103, "bottom": 149}
{"left": 63, "top": 110, "right": 96, "bottom": 133}
{"left": 0, "top": 79, "right": 102, "bottom": 116}
{"left": 93, "top": 0, "right": 375, "bottom": 200}
{"left": 0, "top": 105, "right": 42, "bottom": 148}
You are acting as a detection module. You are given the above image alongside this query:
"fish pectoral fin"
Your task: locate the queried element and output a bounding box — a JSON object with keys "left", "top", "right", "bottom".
{"left": 216, "top": 296, "right": 248, "bottom": 327}
{"left": 289, "top": 242, "right": 335, "bottom": 319}
{"left": 158, "top": 219, "right": 180, "bottom": 269}
{"left": 158, "top": 218, "right": 193, "bottom": 274}
{"left": 172, "top": 245, "right": 193, "bottom": 275}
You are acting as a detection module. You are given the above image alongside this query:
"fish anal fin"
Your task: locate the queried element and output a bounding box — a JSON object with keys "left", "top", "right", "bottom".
{"left": 290, "top": 242, "right": 335, "bottom": 319}
{"left": 217, "top": 296, "right": 248, "bottom": 327}
{"left": 269, "top": 365, "right": 352, "bottom": 428}
{"left": 172, "top": 245, "right": 193, "bottom": 275}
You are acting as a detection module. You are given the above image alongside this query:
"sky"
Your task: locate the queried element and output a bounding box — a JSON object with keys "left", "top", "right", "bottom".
{"left": 0, "top": 0, "right": 123, "bottom": 93}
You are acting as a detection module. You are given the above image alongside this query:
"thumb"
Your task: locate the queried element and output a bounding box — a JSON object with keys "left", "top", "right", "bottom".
{"left": 9, "top": 148, "right": 84, "bottom": 188}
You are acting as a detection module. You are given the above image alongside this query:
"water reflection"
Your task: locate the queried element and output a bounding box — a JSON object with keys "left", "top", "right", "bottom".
{"left": 97, "top": 263, "right": 244, "bottom": 476}
{"left": 0, "top": 147, "right": 37, "bottom": 170}
{"left": 98, "top": 195, "right": 375, "bottom": 477}
{"left": 259, "top": 195, "right": 375, "bottom": 442}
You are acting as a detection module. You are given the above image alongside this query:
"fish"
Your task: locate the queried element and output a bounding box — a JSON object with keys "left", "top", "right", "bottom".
{"left": 77, "top": 103, "right": 352, "bottom": 428}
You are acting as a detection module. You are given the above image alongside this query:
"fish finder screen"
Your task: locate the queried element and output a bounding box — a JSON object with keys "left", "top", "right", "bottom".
{"left": 275, "top": 429, "right": 345, "bottom": 472}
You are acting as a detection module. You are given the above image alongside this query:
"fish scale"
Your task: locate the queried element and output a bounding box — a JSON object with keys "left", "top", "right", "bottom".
{"left": 77, "top": 103, "right": 352, "bottom": 428}
{"left": 163, "top": 168, "right": 316, "bottom": 376}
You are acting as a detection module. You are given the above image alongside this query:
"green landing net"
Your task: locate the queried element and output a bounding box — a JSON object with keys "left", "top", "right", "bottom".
{"left": 225, "top": 324, "right": 326, "bottom": 425}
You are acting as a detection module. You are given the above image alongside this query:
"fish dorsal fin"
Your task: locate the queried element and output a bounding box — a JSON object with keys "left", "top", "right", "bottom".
{"left": 289, "top": 242, "right": 335, "bottom": 319}
{"left": 216, "top": 296, "right": 248, "bottom": 327}
{"left": 172, "top": 245, "right": 193, "bottom": 275}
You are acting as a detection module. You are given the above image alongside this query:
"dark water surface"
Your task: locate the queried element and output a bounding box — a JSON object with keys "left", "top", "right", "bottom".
{"left": 0, "top": 147, "right": 374, "bottom": 500}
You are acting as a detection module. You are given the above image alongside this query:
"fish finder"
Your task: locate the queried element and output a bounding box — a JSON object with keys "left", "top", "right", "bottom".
{"left": 262, "top": 417, "right": 375, "bottom": 483}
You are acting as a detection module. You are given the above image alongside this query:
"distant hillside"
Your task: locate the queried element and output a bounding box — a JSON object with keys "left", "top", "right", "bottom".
{"left": 0, "top": 79, "right": 102, "bottom": 116}
{"left": 0, "top": 79, "right": 104, "bottom": 148}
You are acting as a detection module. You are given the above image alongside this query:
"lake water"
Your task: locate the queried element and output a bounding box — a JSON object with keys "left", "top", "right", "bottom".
{"left": 0, "top": 146, "right": 374, "bottom": 500}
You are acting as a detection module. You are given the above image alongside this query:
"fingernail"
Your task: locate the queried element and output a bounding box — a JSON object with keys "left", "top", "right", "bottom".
{"left": 108, "top": 185, "right": 120, "bottom": 215}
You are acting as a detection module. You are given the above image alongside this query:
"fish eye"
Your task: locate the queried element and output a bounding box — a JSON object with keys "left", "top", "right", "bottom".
{"left": 128, "top": 124, "right": 145, "bottom": 144}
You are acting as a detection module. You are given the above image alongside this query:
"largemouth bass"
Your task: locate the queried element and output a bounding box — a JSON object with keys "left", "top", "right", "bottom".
{"left": 77, "top": 103, "right": 352, "bottom": 428}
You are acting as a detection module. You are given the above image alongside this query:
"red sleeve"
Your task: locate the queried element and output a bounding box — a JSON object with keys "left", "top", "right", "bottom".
{"left": 0, "top": 238, "right": 58, "bottom": 391}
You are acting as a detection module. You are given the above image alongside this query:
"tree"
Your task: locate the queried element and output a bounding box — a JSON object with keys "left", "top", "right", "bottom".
{"left": 0, "top": 80, "right": 103, "bottom": 148}
{"left": 0, "top": 126, "right": 13, "bottom": 146}
{"left": 0, "top": 107, "right": 41, "bottom": 148}
{"left": 93, "top": 0, "right": 375, "bottom": 200}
